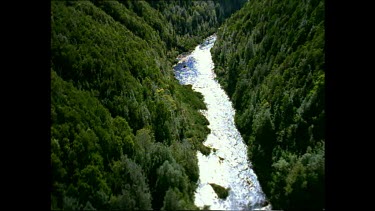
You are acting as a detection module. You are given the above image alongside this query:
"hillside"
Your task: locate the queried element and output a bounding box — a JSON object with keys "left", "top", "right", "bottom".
{"left": 211, "top": 0, "right": 325, "bottom": 210}
{"left": 50, "top": 0, "right": 245, "bottom": 210}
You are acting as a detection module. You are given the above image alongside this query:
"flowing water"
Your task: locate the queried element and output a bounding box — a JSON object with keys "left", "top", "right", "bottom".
{"left": 173, "top": 35, "right": 271, "bottom": 210}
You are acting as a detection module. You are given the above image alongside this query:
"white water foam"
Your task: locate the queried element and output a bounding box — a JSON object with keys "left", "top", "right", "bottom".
{"left": 174, "top": 35, "right": 271, "bottom": 210}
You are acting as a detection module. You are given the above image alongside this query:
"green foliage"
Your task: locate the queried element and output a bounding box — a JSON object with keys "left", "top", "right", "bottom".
{"left": 162, "top": 187, "right": 183, "bottom": 210}
{"left": 63, "top": 196, "right": 81, "bottom": 210}
{"left": 156, "top": 160, "right": 188, "bottom": 194}
{"left": 270, "top": 142, "right": 325, "bottom": 210}
{"left": 51, "top": 0, "right": 248, "bottom": 210}
{"left": 171, "top": 140, "right": 199, "bottom": 183}
{"left": 147, "top": 0, "right": 247, "bottom": 52}
{"left": 108, "top": 155, "right": 152, "bottom": 210}
{"left": 209, "top": 183, "right": 230, "bottom": 199}
{"left": 212, "top": 0, "right": 325, "bottom": 210}
{"left": 162, "top": 187, "right": 198, "bottom": 210}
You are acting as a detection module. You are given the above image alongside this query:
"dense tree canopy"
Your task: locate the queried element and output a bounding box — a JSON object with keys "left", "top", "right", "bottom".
{"left": 51, "top": 0, "right": 244, "bottom": 210}
{"left": 146, "top": 0, "right": 247, "bottom": 52}
{"left": 51, "top": 0, "right": 325, "bottom": 210}
{"left": 211, "top": 0, "right": 325, "bottom": 210}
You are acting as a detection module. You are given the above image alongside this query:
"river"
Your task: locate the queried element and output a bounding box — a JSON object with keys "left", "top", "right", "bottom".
{"left": 173, "top": 35, "right": 271, "bottom": 210}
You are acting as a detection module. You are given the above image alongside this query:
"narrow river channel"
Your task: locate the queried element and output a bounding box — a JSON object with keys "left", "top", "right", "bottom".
{"left": 173, "top": 35, "right": 271, "bottom": 210}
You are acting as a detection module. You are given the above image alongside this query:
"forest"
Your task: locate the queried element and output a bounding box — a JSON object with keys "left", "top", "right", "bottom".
{"left": 52, "top": 0, "right": 325, "bottom": 210}
{"left": 51, "top": 0, "right": 245, "bottom": 210}
{"left": 211, "top": 0, "right": 325, "bottom": 210}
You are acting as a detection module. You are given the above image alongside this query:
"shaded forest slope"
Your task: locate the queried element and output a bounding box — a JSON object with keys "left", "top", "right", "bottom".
{"left": 211, "top": 0, "right": 325, "bottom": 210}
{"left": 51, "top": 0, "right": 245, "bottom": 210}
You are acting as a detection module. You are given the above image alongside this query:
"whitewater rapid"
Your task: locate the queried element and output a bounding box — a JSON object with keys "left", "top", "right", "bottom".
{"left": 173, "top": 35, "right": 271, "bottom": 210}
